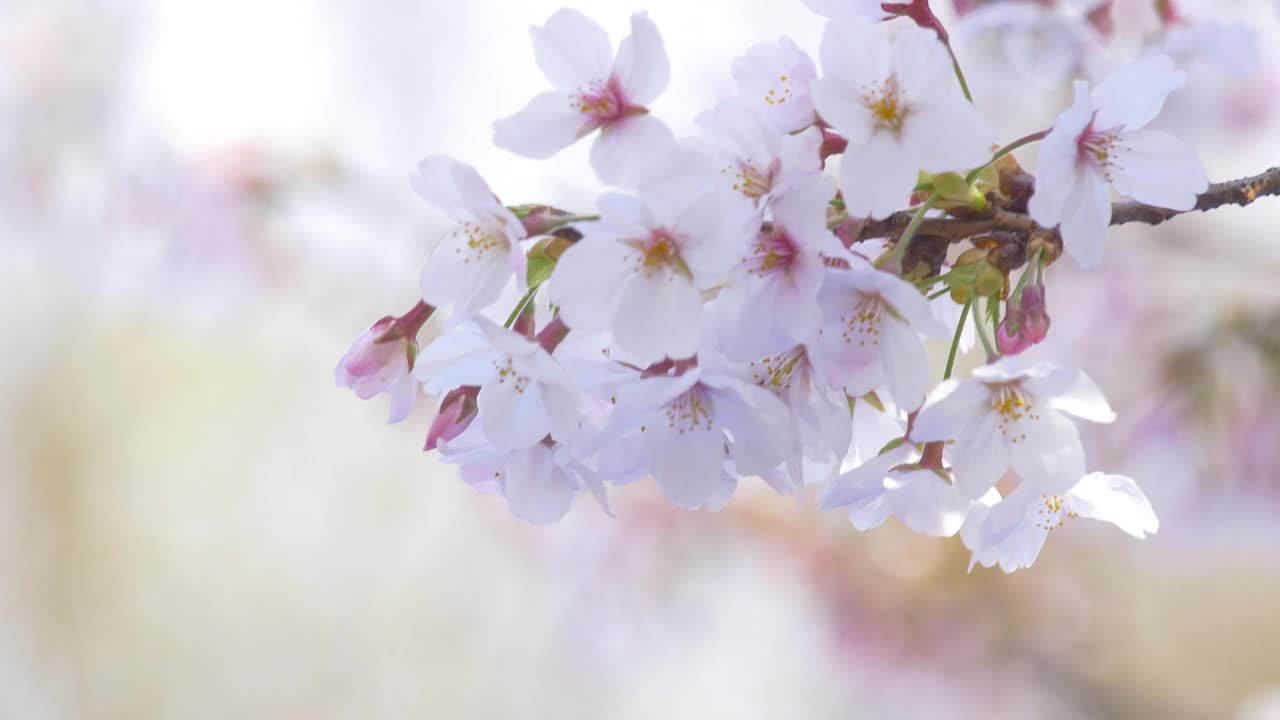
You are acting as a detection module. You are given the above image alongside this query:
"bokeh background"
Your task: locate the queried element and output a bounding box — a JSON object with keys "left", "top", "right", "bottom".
{"left": 3, "top": 0, "right": 1279, "bottom": 717}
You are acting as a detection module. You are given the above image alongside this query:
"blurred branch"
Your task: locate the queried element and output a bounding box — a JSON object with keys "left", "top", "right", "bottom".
{"left": 856, "top": 166, "right": 1280, "bottom": 247}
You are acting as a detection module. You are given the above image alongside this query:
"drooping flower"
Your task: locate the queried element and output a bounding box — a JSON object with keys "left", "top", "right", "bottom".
{"left": 1028, "top": 54, "right": 1209, "bottom": 269}
{"left": 412, "top": 157, "right": 527, "bottom": 318}
{"left": 597, "top": 358, "right": 794, "bottom": 510}
{"left": 696, "top": 97, "right": 824, "bottom": 209}
{"left": 715, "top": 173, "right": 845, "bottom": 359}
{"left": 730, "top": 37, "right": 820, "bottom": 134}
{"left": 811, "top": 17, "right": 994, "bottom": 219}
{"left": 821, "top": 444, "right": 972, "bottom": 536}
{"left": 812, "top": 267, "right": 950, "bottom": 412}
{"left": 547, "top": 170, "right": 755, "bottom": 365}
{"left": 961, "top": 473, "right": 1159, "bottom": 572}
{"left": 415, "top": 317, "right": 579, "bottom": 450}
{"left": 493, "top": 9, "right": 674, "bottom": 187}
{"left": 911, "top": 359, "right": 1116, "bottom": 499}
{"left": 335, "top": 316, "right": 421, "bottom": 423}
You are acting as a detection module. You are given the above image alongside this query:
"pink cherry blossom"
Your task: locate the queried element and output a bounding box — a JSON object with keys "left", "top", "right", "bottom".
{"left": 335, "top": 316, "right": 419, "bottom": 424}
{"left": 730, "top": 37, "right": 820, "bottom": 134}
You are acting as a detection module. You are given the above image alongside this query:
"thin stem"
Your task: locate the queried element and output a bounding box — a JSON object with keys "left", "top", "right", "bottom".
{"left": 945, "top": 43, "right": 973, "bottom": 103}
{"left": 944, "top": 298, "right": 972, "bottom": 381}
{"left": 927, "top": 287, "right": 952, "bottom": 301}
{"left": 971, "top": 297, "right": 998, "bottom": 361}
{"left": 965, "top": 129, "right": 1050, "bottom": 184}
{"left": 504, "top": 287, "right": 538, "bottom": 329}
{"left": 916, "top": 268, "right": 957, "bottom": 289}
{"left": 887, "top": 194, "right": 939, "bottom": 272}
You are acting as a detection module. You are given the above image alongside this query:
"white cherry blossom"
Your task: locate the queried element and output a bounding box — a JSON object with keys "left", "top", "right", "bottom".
{"left": 731, "top": 37, "right": 820, "bottom": 134}
{"left": 961, "top": 473, "right": 1159, "bottom": 572}
{"left": 911, "top": 359, "right": 1116, "bottom": 499}
{"left": 493, "top": 8, "right": 674, "bottom": 187}
{"left": 715, "top": 173, "right": 844, "bottom": 359}
{"left": 696, "top": 97, "right": 824, "bottom": 209}
{"left": 597, "top": 359, "right": 794, "bottom": 511}
{"left": 811, "top": 18, "right": 994, "bottom": 219}
{"left": 415, "top": 317, "right": 579, "bottom": 450}
{"left": 412, "top": 156, "right": 527, "bottom": 319}
{"left": 812, "top": 267, "right": 950, "bottom": 412}
{"left": 1028, "top": 54, "right": 1209, "bottom": 269}
{"left": 821, "top": 445, "right": 972, "bottom": 537}
{"left": 547, "top": 174, "right": 755, "bottom": 365}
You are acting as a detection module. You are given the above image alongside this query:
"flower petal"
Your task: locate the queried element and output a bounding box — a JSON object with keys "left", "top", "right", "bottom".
{"left": 612, "top": 268, "right": 702, "bottom": 364}
{"left": 949, "top": 409, "right": 1010, "bottom": 498}
{"left": 531, "top": 8, "right": 613, "bottom": 91}
{"left": 1091, "top": 54, "right": 1184, "bottom": 131}
{"left": 494, "top": 90, "right": 591, "bottom": 159}
{"left": 590, "top": 114, "right": 677, "bottom": 187}
{"left": 613, "top": 12, "right": 669, "bottom": 106}
{"left": 479, "top": 380, "right": 554, "bottom": 450}
{"left": 546, "top": 237, "right": 634, "bottom": 332}
{"left": 838, "top": 132, "right": 919, "bottom": 220}
{"left": 1068, "top": 473, "right": 1159, "bottom": 538}
{"left": 887, "top": 469, "right": 972, "bottom": 537}
{"left": 1109, "top": 129, "right": 1207, "bottom": 211}
{"left": 1059, "top": 162, "right": 1112, "bottom": 270}
{"left": 504, "top": 446, "right": 577, "bottom": 524}
{"left": 1024, "top": 366, "right": 1116, "bottom": 423}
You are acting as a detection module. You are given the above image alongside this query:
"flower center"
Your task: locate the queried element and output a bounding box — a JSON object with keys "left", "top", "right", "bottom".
{"left": 451, "top": 221, "right": 506, "bottom": 265}
{"left": 744, "top": 225, "right": 799, "bottom": 278}
{"left": 1077, "top": 115, "right": 1124, "bottom": 173}
{"left": 838, "top": 294, "right": 886, "bottom": 348}
{"left": 492, "top": 357, "right": 531, "bottom": 394}
{"left": 864, "top": 75, "right": 907, "bottom": 133}
{"left": 764, "top": 73, "right": 795, "bottom": 107}
{"left": 989, "top": 384, "right": 1042, "bottom": 445}
{"left": 664, "top": 385, "right": 716, "bottom": 434}
{"left": 1033, "top": 494, "right": 1079, "bottom": 531}
{"left": 570, "top": 76, "right": 634, "bottom": 129}
{"left": 626, "top": 230, "right": 691, "bottom": 279}
{"left": 750, "top": 346, "right": 808, "bottom": 395}
{"left": 724, "top": 158, "right": 775, "bottom": 201}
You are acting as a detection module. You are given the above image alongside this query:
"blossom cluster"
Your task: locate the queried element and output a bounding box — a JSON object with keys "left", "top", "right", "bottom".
{"left": 335, "top": 2, "right": 1214, "bottom": 572}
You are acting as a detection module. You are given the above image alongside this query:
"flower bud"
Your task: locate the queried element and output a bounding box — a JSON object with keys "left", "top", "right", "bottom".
{"left": 424, "top": 386, "right": 479, "bottom": 451}
{"left": 336, "top": 317, "right": 419, "bottom": 423}
{"left": 1020, "top": 283, "right": 1051, "bottom": 343}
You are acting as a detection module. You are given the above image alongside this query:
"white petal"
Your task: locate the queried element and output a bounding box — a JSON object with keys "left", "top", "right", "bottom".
{"left": 479, "top": 380, "right": 554, "bottom": 449}
{"left": 1068, "top": 473, "right": 1159, "bottom": 538}
{"left": 880, "top": 318, "right": 931, "bottom": 412}
{"left": 493, "top": 91, "right": 590, "bottom": 159}
{"left": 892, "top": 26, "right": 957, "bottom": 106}
{"left": 911, "top": 378, "right": 988, "bottom": 442}
{"left": 590, "top": 114, "right": 677, "bottom": 187}
{"left": 531, "top": 8, "right": 613, "bottom": 91}
{"left": 977, "top": 484, "right": 1048, "bottom": 572}
{"left": 887, "top": 469, "right": 972, "bottom": 537}
{"left": 1091, "top": 54, "right": 1184, "bottom": 131}
{"left": 677, "top": 191, "right": 754, "bottom": 286}
{"left": 410, "top": 156, "right": 501, "bottom": 224}
{"left": 414, "top": 322, "right": 500, "bottom": 392}
{"left": 1059, "top": 163, "right": 1112, "bottom": 270}
{"left": 1108, "top": 129, "right": 1207, "bottom": 211}
{"left": 810, "top": 77, "right": 875, "bottom": 145}
{"left": 731, "top": 37, "right": 818, "bottom": 134}
{"left": 1028, "top": 82, "right": 1094, "bottom": 228}
{"left": 1008, "top": 409, "right": 1085, "bottom": 495}
{"left": 385, "top": 374, "right": 419, "bottom": 424}
{"left": 904, "top": 100, "right": 994, "bottom": 174}
{"left": 613, "top": 12, "right": 669, "bottom": 106}
{"left": 646, "top": 411, "right": 729, "bottom": 510}
{"left": 546, "top": 238, "right": 634, "bottom": 332}
{"left": 950, "top": 410, "right": 1010, "bottom": 498}
{"left": 504, "top": 447, "right": 577, "bottom": 524}
{"left": 1024, "top": 366, "right": 1116, "bottom": 423}
{"left": 710, "top": 379, "right": 793, "bottom": 475}
{"left": 612, "top": 269, "right": 702, "bottom": 363}
{"left": 872, "top": 270, "right": 950, "bottom": 338}
{"left": 838, "top": 132, "right": 919, "bottom": 220}
{"left": 821, "top": 444, "right": 912, "bottom": 509}
{"left": 776, "top": 126, "right": 825, "bottom": 186}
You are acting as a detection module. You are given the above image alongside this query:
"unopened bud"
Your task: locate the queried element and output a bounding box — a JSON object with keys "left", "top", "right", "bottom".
{"left": 425, "top": 386, "right": 479, "bottom": 451}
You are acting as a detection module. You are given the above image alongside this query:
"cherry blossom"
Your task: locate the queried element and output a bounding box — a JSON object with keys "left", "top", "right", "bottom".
{"left": 547, "top": 173, "right": 754, "bottom": 365}
{"left": 911, "top": 359, "right": 1116, "bottom": 499}
{"left": 415, "top": 318, "right": 579, "bottom": 450}
{"left": 730, "top": 37, "right": 820, "bottom": 134}
{"left": 493, "top": 8, "right": 674, "bottom": 187}
{"left": 813, "top": 267, "right": 950, "bottom": 412}
{"left": 412, "top": 156, "right": 527, "bottom": 319}
{"left": 811, "top": 17, "right": 994, "bottom": 219}
{"left": 1028, "top": 54, "right": 1209, "bottom": 268}
{"left": 335, "top": 316, "right": 420, "bottom": 423}
{"left": 955, "top": 1, "right": 1103, "bottom": 84}
{"left": 961, "top": 473, "right": 1159, "bottom": 572}
{"left": 821, "top": 445, "right": 972, "bottom": 536}
{"left": 696, "top": 97, "right": 824, "bottom": 208}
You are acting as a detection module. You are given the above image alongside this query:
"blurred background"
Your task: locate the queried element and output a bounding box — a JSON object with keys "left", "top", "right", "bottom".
{"left": 2, "top": 0, "right": 1279, "bottom": 717}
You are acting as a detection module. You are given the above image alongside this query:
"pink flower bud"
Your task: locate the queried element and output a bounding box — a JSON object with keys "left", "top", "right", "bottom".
{"left": 996, "top": 316, "right": 1032, "bottom": 356}
{"left": 881, "top": 0, "right": 949, "bottom": 43}
{"left": 1020, "top": 284, "right": 1051, "bottom": 343}
{"left": 424, "top": 386, "right": 479, "bottom": 451}
{"left": 335, "top": 317, "right": 418, "bottom": 423}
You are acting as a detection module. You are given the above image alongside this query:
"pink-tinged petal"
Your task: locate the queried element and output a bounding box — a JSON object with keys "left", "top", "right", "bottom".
{"left": 904, "top": 100, "right": 994, "bottom": 174}
{"left": 838, "top": 132, "right": 919, "bottom": 219}
{"left": 1024, "top": 366, "right": 1116, "bottom": 423}
{"left": 977, "top": 484, "right": 1048, "bottom": 573}
{"left": 589, "top": 114, "right": 677, "bottom": 187}
{"left": 504, "top": 447, "right": 576, "bottom": 524}
{"left": 711, "top": 380, "right": 793, "bottom": 475}
{"left": 872, "top": 270, "right": 950, "bottom": 338}
{"left": 410, "top": 156, "right": 487, "bottom": 224}
{"left": 645, "top": 407, "right": 729, "bottom": 510}
{"left": 892, "top": 26, "right": 956, "bottom": 106}
{"left": 1008, "top": 409, "right": 1085, "bottom": 495}
{"left": 494, "top": 91, "right": 590, "bottom": 159}
{"left": 950, "top": 410, "right": 1010, "bottom": 498}
{"left": 1059, "top": 163, "right": 1112, "bottom": 270}
{"left": 910, "top": 378, "right": 982, "bottom": 441}
{"left": 1068, "top": 473, "right": 1159, "bottom": 538}
{"left": 478, "top": 380, "right": 554, "bottom": 450}
{"left": 542, "top": 384, "right": 582, "bottom": 442}
{"left": 414, "top": 323, "right": 501, "bottom": 392}
{"left": 810, "top": 77, "right": 875, "bottom": 145}
{"left": 880, "top": 318, "right": 931, "bottom": 412}
{"left": 676, "top": 191, "right": 753, "bottom": 285}
{"left": 731, "top": 37, "right": 819, "bottom": 134}
{"left": 1108, "top": 129, "right": 1207, "bottom": 211}
{"left": 1091, "top": 54, "right": 1184, "bottom": 131}
{"left": 530, "top": 8, "right": 613, "bottom": 91}
{"left": 613, "top": 12, "right": 669, "bottom": 106}
{"left": 385, "top": 374, "right": 419, "bottom": 424}
{"left": 546, "top": 238, "right": 634, "bottom": 332}
{"left": 1029, "top": 82, "right": 1095, "bottom": 228}
{"left": 822, "top": 444, "right": 911, "bottom": 509}
{"left": 612, "top": 269, "right": 702, "bottom": 364}
{"left": 419, "top": 230, "right": 513, "bottom": 318}
{"left": 888, "top": 470, "right": 972, "bottom": 537}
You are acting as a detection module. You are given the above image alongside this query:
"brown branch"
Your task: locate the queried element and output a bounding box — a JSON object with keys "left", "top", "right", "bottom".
{"left": 854, "top": 166, "right": 1280, "bottom": 246}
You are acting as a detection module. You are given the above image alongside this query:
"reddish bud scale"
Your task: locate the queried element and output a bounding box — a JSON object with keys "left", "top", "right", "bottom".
{"left": 882, "top": 0, "right": 950, "bottom": 43}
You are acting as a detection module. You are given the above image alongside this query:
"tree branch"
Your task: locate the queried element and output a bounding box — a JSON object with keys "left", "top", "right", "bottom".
{"left": 855, "top": 166, "right": 1280, "bottom": 246}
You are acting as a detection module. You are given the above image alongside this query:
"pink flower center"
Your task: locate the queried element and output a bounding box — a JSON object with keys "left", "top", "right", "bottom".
{"left": 749, "top": 346, "right": 808, "bottom": 395}
{"left": 724, "top": 157, "right": 777, "bottom": 201}
{"left": 838, "top": 294, "right": 887, "bottom": 348}
{"left": 744, "top": 225, "right": 799, "bottom": 278}
{"left": 863, "top": 75, "right": 907, "bottom": 133}
{"left": 570, "top": 76, "right": 637, "bottom": 130}
{"left": 625, "top": 229, "right": 691, "bottom": 279}
{"left": 1076, "top": 115, "right": 1124, "bottom": 174}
